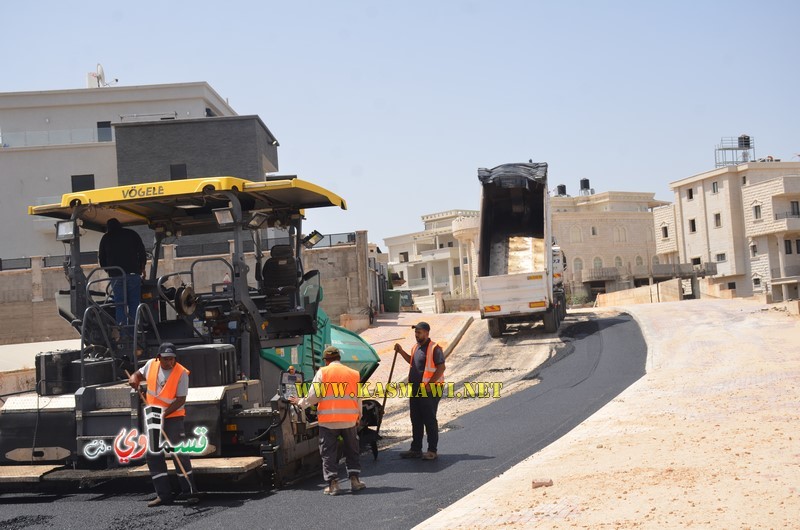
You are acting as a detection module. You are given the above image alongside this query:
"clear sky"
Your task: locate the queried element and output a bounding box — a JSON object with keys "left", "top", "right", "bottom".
{"left": 2, "top": 1, "right": 798, "bottom": 247}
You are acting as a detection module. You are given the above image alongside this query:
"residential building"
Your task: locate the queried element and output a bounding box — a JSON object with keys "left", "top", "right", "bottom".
{"left": 551, "top": 184, "right": 669, "bottom": 299}
{"left": 384, "top": 210, "right": 479, "bottom": 297}
{"left": 0, "top": 82, "right": 237, "bottom": 262}
{"left": 655, "top": 161, "right": 800, "bottom": 301}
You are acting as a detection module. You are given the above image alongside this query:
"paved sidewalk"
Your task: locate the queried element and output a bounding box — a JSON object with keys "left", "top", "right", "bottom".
{"left": 361, "top": 311, "right": 474, "bottom": 385}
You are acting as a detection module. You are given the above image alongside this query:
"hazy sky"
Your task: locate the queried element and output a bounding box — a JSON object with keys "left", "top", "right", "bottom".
{"left": 2, "top": 1, "right": 798, "bottom": 247}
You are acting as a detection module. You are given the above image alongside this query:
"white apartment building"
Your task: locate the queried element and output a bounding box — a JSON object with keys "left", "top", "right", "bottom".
{"left": 0, "top": 82, "right": 236, "bottom": 262}
{"left": 551, "top": 188, "right": 668, "bottom": 299}
{"left": 654, "top": 161, "right": 800, "bottom": 301}
{"left": 384, "top": 210, "right": 480, "bottom": 297}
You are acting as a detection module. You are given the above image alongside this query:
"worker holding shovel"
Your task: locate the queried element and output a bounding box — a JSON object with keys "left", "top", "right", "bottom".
{"left": 128, "top": 342, "right": 200, "bottom": 507}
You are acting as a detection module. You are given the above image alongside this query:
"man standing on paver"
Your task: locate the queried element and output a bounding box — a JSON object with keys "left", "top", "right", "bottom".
{"left": 394, "top": 321, "right": 446, "bottom": 460}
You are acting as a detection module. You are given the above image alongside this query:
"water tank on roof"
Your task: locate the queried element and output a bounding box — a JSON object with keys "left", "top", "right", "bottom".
{"left": 556, "top": 184, "right": 567, "bottom": 196}
{"left": 580, "top": 178, "right": 590, "bottom": 191}
{"left": 738, "top": 135, "right": 751, "bottom": 149}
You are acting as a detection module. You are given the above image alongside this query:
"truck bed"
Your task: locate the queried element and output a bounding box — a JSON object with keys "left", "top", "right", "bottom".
{"left": 489, "top": 235, "right": 545, "bottom": 276}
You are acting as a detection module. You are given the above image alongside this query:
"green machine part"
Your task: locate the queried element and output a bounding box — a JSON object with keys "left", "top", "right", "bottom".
{"left": 260, "top": 309, "right": 380, "bottom": 383}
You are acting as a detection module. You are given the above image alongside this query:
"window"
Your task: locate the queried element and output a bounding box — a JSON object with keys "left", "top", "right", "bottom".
{"left": 687, "top": 188, "right": 694, "bottom": 200}
{"left": 447, "top": 241, "right": 454, "bottom": 248}
{"left": 71, "top": 174, "right": 95, "bottom": 192}
{"left": 661, "top": 226, "right": 669, "bottom": 239}
{"left": 420, "top": 268, "right": 426, "bottom": 279}
{"left": 613, "top": 226, "right": 627, "bottom": 242}
{"left": 714, "top": 213, "right": 722, "bottom": 228}
{"left": 791, "top": 201, "right": 800, "bottom": 216}
{"left": 715, "top": 253, "right": 726, "bottom": 262}
{"left": 711, "top": 181, "right": 719, "bottom": 194}
{"left": 593, "top": 257, "right": 603, "bottom": 269}
{"left": 453, "top": 266, "right": 460, "bottom": 276}
{"left": 614, "top": 256, "right": 623, "bottom": 268}
{"left": 751, "top": 244, "right": 758, "bottom": 257}
{"left": 691, "top": 257, "right": 702, "bottom": 266}
{"left": 399, "top": 251, "right": 409, "bottom": 263}
{"left": 796, "top": 240, "right": 800, "bottom": 254}
{"left": 635, "top": 256, "right": 644, "bottom": 266}
{"left": 591, "top": 226, "right": 597, "bottom": 236}
{"left": 463, "top": 257, "right": 468, "bottom": 265}
{"left": 727, "top": 282, "right": 736, "bottom": 290}
{"left": 753, "top": 277, "right": 761, "bottom": 288}
{"left": 439, "top": 244, "right": 444, "bottom": 249}
{"left": 742, "top": 175, "right": 747, "bottom": 185}
{"left": 96, "top": 121, "right": 112, "bottom": 142}
{"left": 689, "top": 219, "right": 697, "bottom": 233}
{"left": 753, "top": 205, "right": 762, "bottom": 220}
{"left": 170, "top": 163, "right": 187, "bottom": 180}
{"left": 785, "top": 240, "right": 793, "bottom": 255}
{"left": 573, "top": 257, "right": 583, "bottom": 271}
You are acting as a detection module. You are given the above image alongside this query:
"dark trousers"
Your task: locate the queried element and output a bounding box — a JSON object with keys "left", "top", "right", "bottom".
{"left": 319, "top": 425, "right": 361, "bottom": 482}
{"left": 409, "top": 391, "right": 441, "bottom": 453}
{"left": 111, "top": 274, "right": 141, "bottom": 328}
{"left": 146, "top": 416, "right": 196, "bottom": 500}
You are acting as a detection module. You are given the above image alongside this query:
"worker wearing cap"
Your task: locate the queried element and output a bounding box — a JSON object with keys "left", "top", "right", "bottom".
{"left": 394, "top": 321, "right": 446, "bottom": 460}
{"left": 128, "top": 342, "right": 199, "bottom": 507}
{"left": 289, "top": 346, "right": 366, "bottom": 495}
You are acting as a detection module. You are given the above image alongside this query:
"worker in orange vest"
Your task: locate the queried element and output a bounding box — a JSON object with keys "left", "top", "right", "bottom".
{"left": 289, "top": 346, "right": 366, "bottom": 495}
{"left": 128, "top": 342, "right": 199, "bottom": 507}
{"left": 394, "top": 321, "right": 446, "bottom": 461}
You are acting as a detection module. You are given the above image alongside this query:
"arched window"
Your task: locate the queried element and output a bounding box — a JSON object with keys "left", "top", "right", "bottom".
{"left": 614, "top": 256, "right": 623, "bottom": 268}
{"left": 573, "top": 257, "right": 583, "bottom": 271}
{"left": 570, "top": 226, "right": 582, "bottom": 243}
{"left": 593, "top": 257, "right": 603, "bottom": 269}
{"left": 613, "top": 227, "right": 627, "bottom": 242}
{"left": 635, "top": 255, "right": 644, "bottom": 266}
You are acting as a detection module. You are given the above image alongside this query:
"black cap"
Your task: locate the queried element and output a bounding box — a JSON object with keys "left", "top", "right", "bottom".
{"left": 158, "top": 342, "right": 177, "bottom": 357}
{"left": 412, "top": 321, "right": 430, "bottom": 331}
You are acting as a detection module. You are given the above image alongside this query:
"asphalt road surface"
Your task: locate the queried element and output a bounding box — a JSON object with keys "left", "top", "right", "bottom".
{"left": 0, "top": 313, "right": 646, "bottom": 530}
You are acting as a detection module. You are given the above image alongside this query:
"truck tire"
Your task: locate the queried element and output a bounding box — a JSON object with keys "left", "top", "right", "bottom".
{"left": 542, "top": 308, "right": 559, "bottom": 334}
{"left": 487, "top": 318, "right": 503, "bottom": 338}
{"left": 558, "top": 292, "right": 567, "bottom": 320}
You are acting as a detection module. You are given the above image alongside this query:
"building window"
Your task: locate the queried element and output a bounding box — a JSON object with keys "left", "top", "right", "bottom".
{"left": 751, "top": 244, "right": 758, "bottom": 257}
{"left": 614, "top": 256, "right": 623, "bottom": 268}
{"left": 714, "top": 213, "right": 722, "bottom": 228}
{"left": 742, "top": 175, "right": 747, "bottom": 185}
{"left": 689, "top": 219, "right": 697, "bottom": 233}
{"left": 574, "top": 257, "right": 583, "bottom": 271}
{"left": 753, "top": 277, "right": 761, "bottom": 288}
{"left": 170, "top": 163, "right": 187, "bottom": 180}
{"left": 716, "top": 253, "right": 726, "bottom": 262}
{"left": 453, "top": 266, "right": 460, "bottom": 276}
{"left": 635, "top": 255, "right": 644, "bottom": 266}
{"left": 791, "top": 201, "right": 800, "bottom": 216}
{"left": 691, "top": 257, "right": 702, "bottom": 266}
{"left": 796, "top": 240, "right": 800, "bottom": 254}
{"left": 711, "top": 181, "right": 719, "bottom": 194}
{"left": 687, "top": 188, "right": 694, "bottom": 200}
{"left": 727, "top": 282, "right": 736, "bottom": 290}
{"left": 420, "top": 268, "right": 426, "bottom": 278}
{"left": 71, "top": 174, "right": 95, "bottom": 192}
{"left": 661, "top": 226, "right": 669, "bottom": 239}
{"left": 785, "top": 240, "right": 793, "bottom": 255}
{"left": 447, "top": 241, "right": 454, "bottom": 248}
{"left": 753, "top": 205, "right": 762, "bottom": 220}
{"left": 613, "top": 226, "right": 626, "bottom": 242}
{"left": 97, "top": 121, "right": 112, "bottom": 142}
{"left": 399, "top": 251, "right": 409, "bottom": 263}
{"left": 593, "top": 257, "right": 603, "bottom": 269}
{"left": 591, "top": 226, "right": 597, "bottom": 237}
{"left": 439, "top": 243, "right": 444, "bottom": 249}
{"left": 463, "top": 257, "right": 468, "bottom": 265}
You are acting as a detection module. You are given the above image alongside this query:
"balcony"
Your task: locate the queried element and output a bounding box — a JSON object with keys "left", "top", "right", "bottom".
{"left": 419, "top": 247, "right": 460, "bottom": 262}
{"left": 408, "top": 278, "right": 429, "bottom": 290}
{"left": 1, "top": 127, "right": 113, "bottom": 148}
{"left": 578, "top": 267, "right": 622, "bottom": 282}
{"left": 771, "top": 264, "right": 800, "bottom": 280}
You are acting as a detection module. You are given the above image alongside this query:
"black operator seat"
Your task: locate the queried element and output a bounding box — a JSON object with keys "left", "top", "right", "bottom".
{"left": 262, "top": 244, "right": 299, "bottom": 302}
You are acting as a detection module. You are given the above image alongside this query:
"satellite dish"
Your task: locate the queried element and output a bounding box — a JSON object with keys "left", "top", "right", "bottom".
{"left": 96, "top": 64, "right": 106, "bottom": 87}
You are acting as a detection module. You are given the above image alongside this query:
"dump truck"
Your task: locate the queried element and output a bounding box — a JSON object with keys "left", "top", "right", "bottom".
{"left": 0, "top": 176, "right": 379, "bottom": 490}
{"left": 475, "top": 163, "right": 566, "bottom": 337}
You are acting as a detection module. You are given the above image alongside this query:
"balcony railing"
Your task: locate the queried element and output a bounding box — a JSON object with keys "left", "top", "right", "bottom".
{"left": 775, "top": 211, "right": 800, "bottom": 220}
{"left": 1, "top": 127, "right": 113, "bottom": 148}
{"left": 419, "top": 247, "right": 459, "bottom": 261}
{"left": 408, "top": 278, "right": 429, "bottom": 288}
{"left": 772, "top": 265, "right": 800, "bottom": 278}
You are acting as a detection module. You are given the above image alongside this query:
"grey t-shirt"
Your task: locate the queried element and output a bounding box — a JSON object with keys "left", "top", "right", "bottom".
{"left": 408, "top": 340, "right": 445, "bottom": 384}
{"left": 138, "top": 358, "right": 189, "bottom": 397}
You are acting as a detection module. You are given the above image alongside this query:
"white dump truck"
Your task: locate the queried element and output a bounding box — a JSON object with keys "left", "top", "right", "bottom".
{"left": 475, "top": 162, "right": 566, "bottom": 337}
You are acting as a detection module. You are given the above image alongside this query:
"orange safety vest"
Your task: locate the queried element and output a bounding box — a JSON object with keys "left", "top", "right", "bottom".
{"left": 316, "top": 362, "right": 360, "bottom": 425}
{"left": 409, "top": 341, "right": 444, "bottom": 384}
{"left": 145, "top": 360, "right": 189, "bottom": 418}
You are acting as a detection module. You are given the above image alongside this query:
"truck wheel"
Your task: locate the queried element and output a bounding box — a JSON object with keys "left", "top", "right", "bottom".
{"left": 558, "top": 293, "right": 567, "bottom": 320}
{"left": 487, "top": 318, "right": 503, "bottom": 338}
{"left": 542, "top": 308, "right": 559, "bottom": 334}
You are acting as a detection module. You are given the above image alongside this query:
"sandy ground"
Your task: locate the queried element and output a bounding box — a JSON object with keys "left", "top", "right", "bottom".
{"left": 418, "top": 298, "right": 800, "bottom": 529}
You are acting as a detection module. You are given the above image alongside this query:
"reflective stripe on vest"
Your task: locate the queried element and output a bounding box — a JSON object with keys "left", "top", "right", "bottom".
{"left": 316, "top": 363, "right": 360, "bottom": 424}
{"left": 409, "top": 341, "right": 444, "bottom": 384}
{"left": 145, "top": 360, "right": 189, "bottom": 418}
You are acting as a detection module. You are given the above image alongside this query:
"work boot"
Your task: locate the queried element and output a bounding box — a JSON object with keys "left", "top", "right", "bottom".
{"left": 323, "top": 479, "right": 341, "bottom": 496}
{"left": 422, "top": 451, "right": 438, "bottom": 460}
{"left": 147, "top": 496, "right": 172, "bottom": 507}
{"left": 399, "top": 449, "right": 422, "bottom": 459}
{"left": 350, "top": 475, "right": 366, "bottom": 492}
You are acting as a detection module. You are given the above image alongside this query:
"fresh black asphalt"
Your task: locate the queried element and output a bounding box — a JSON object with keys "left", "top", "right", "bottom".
{"left": 0, "top": 313, "right": 647, "bottom": 529}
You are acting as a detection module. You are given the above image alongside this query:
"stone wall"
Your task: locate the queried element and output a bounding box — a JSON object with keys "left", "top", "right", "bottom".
{"left": 596, "top": 278, "right": 683, "bottom": 307}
